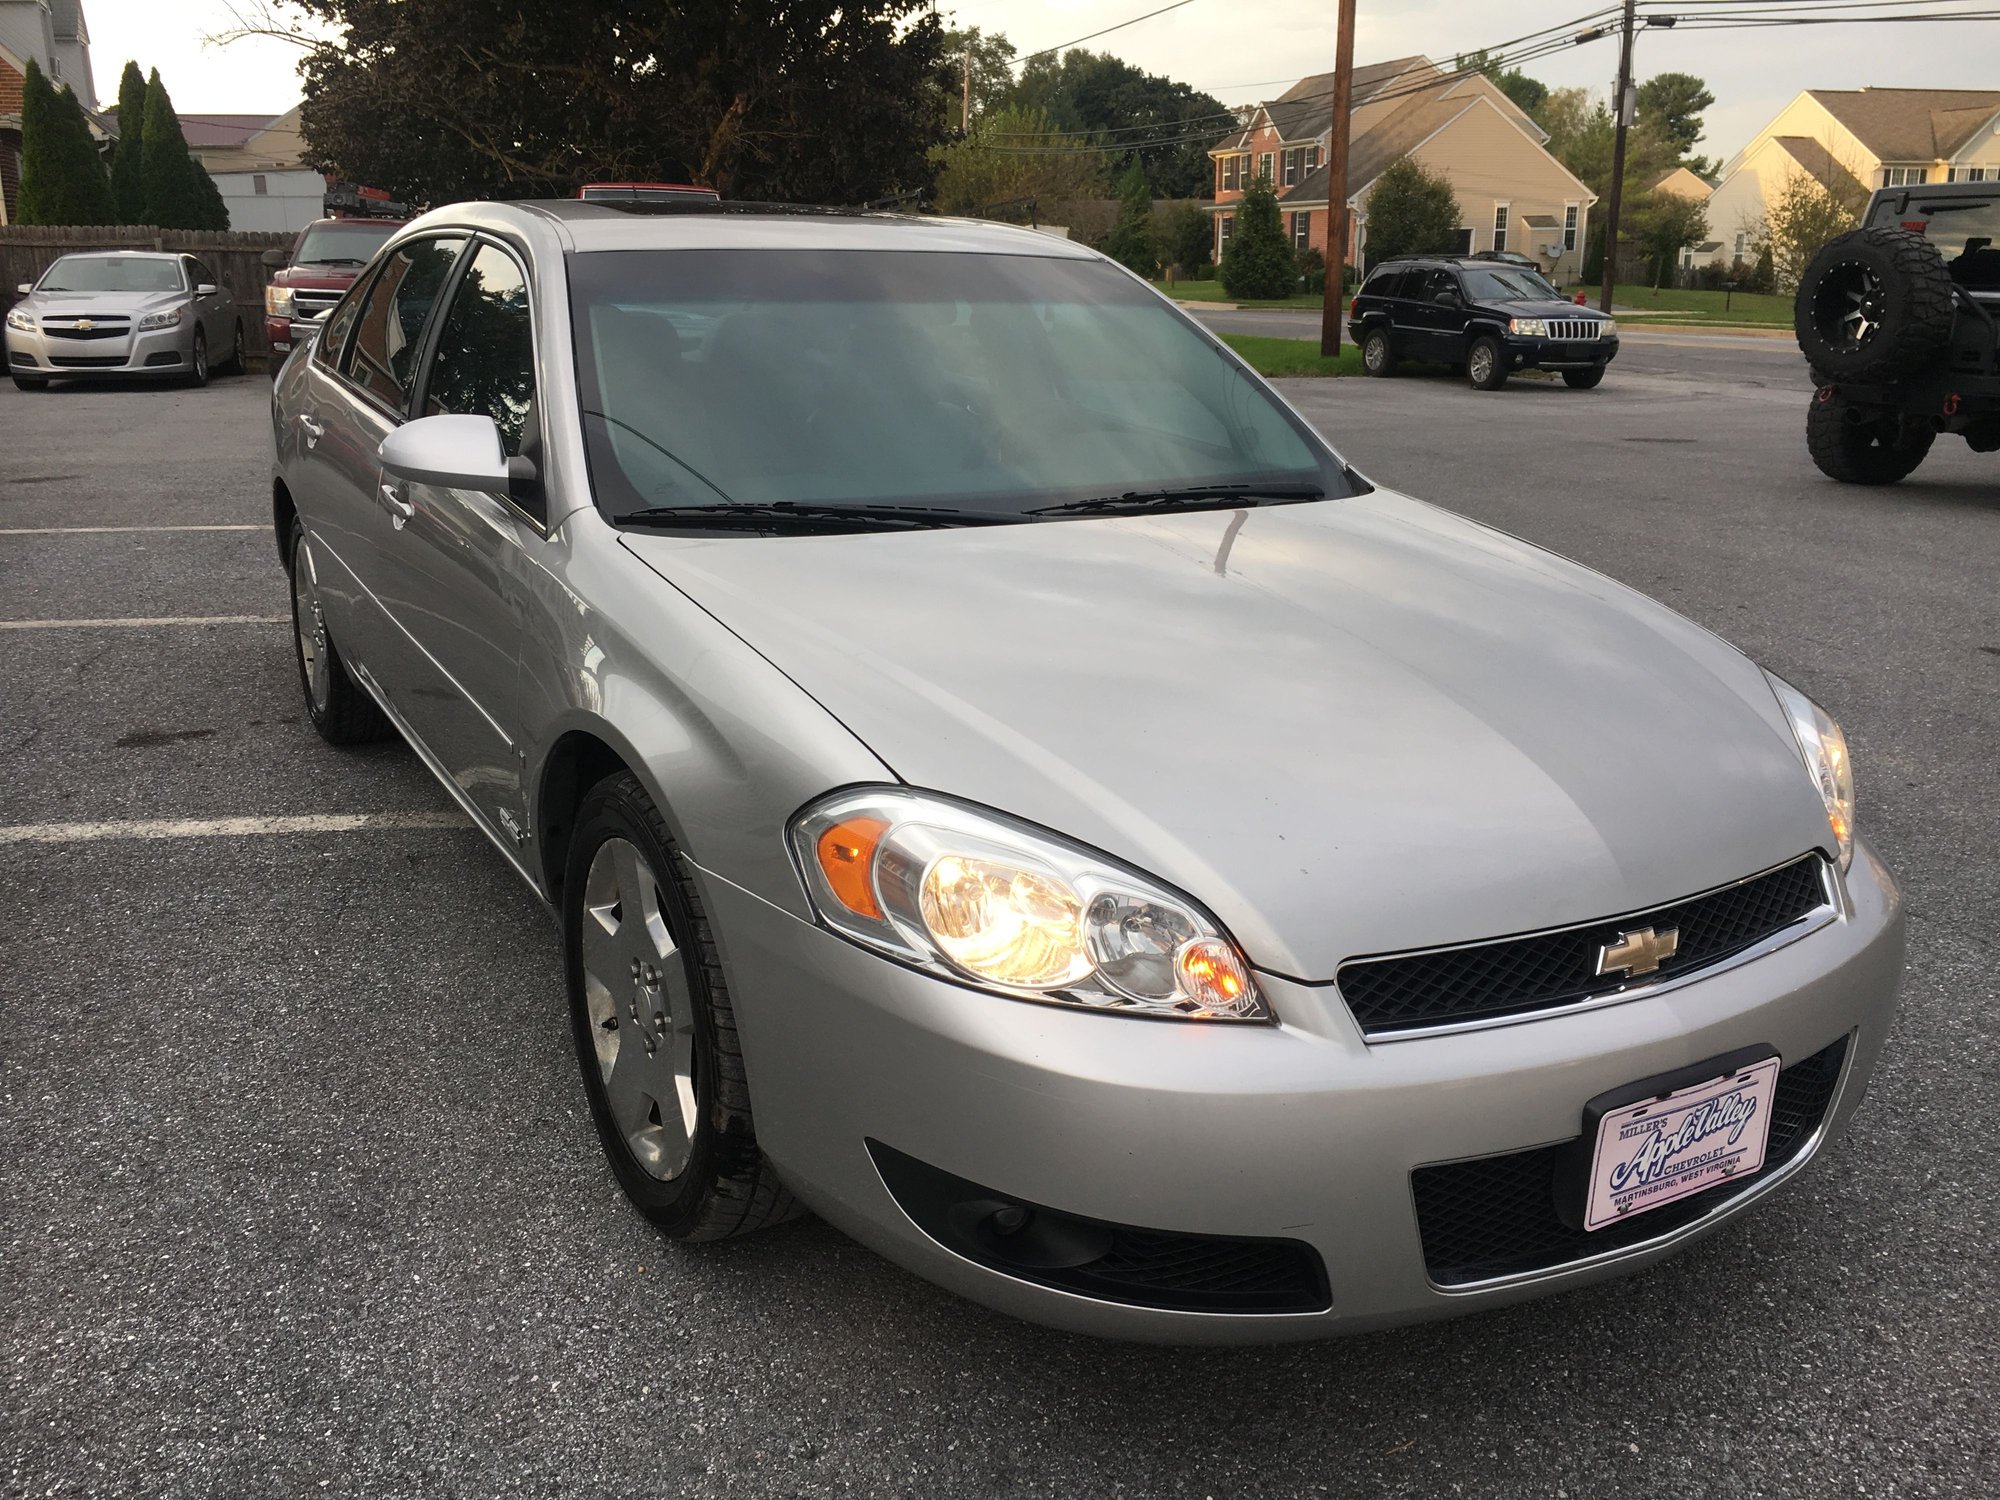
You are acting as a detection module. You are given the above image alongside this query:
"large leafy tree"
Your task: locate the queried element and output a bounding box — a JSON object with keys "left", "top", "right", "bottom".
{"left": 1100, "top": 160, "right": 1158, "bottom": 276}
{"left": 1759, "top": 172, "right": 1865, "bottom": 292}
{"left": 110, "top": 60, "right": 150, "bottom": 221}
{"left": 1535, "top": 85, "right": 1677, "bottom": 203}
{"left": 1637, "top": 71, "right": 1716, "bottom": 177}
{"left": 1628, "top": 190, "right": 1710, "bottom": 285}
{"left": 291, "top": 0, "right": 950, "bottom": 205}
{"left": 16, "top": 59, "right": 116, "bottom": 225}
{"left": 1219, "top": 177, "right": 1295, "bottom": 300}
{"left": 140, "top": 70, "right": 229, "bottom": 228}
{"left": 1454, "top": 49, "right": 1547, "bottom": 117}
{"left": 1008, "top": 48, "right": 1228, "bottom": 199}
{"left": 1362, "top": 157, "right": 1460, "bottom": 265}
{"left": 928, "top": 105, "right": 1106, "bottom": 218}
{"left": 938, "top": 25, "right": 1018, "bottom": 124}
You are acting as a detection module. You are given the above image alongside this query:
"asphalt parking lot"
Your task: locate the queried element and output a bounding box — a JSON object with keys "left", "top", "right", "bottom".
{"left": 2, "top": 347, "right": 1995, "bottom": 1499}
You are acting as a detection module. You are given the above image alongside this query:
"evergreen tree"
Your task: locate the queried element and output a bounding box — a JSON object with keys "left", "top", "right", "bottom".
{"left": 1164, "top": 201, "right": 1212, "bottom": 276}
{"left": 1218, "top": 178, "right": 1296, "bottom": 300}
{"left": 1100, "top": 161, "right": 1158, "bottom": 277}
{"left": 139, "top": 69, "right": 211, "bottom": 229}
{"left": 111, "top": 60, "right": 149, "bottom": 222}
{"left": 16, "top": 59, "right": 115, "bottom": 225}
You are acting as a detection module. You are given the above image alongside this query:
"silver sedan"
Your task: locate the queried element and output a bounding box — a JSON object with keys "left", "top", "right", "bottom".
{"left": 6, "top": 250, "right": 244, "bottom": 389}
{"left": 269, "top": 200, "right": 1903, "bottom": 1343}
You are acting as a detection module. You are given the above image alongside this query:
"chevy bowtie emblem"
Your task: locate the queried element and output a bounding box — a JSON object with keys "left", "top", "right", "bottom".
{"left": 1596, "top": 925, "right": 1680, "bottom": 978}
{"left": 74, "top": 319, "right": 96, "bottom": 331}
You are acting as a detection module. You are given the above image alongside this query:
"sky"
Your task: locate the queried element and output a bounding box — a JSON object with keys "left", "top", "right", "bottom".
{"left": 79, "top": 0, "right": 2000, "bottom": 169}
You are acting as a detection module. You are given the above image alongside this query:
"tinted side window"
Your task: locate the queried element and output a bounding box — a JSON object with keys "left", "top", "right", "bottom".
{"left": 1365, "top": 270, "right": 1407, "bottom": 299}
{"left": 342, "top": 236, "right": 464, "bottom": 412}
{"left": 313, "top": 267, "right": 373, "bottom": 370}
{"left": 188, "top": 258, "right": 216, "bottom": 288}
{"left": 1415, "top": 270, "right": 1456, "bottom": 302}
{"left": 422, "top": 243, "right": 536, "bottom": 460}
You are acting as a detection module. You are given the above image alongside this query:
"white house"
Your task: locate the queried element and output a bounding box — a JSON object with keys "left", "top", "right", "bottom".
{"left": 183, "top": 106, "right": 326, "bottom": 233}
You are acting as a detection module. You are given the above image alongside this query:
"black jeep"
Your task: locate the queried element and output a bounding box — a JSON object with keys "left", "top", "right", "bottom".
{"left": 1795, "top": 180, "right": 2000, "bottom": 483}
{"left": 1347, "top": 255, "right": 1619, "bottom": 391}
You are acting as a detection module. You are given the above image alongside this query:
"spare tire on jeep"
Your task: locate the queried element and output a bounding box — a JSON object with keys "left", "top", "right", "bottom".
{"left": 1794, "top": 225, "right": 1955, "bottom": 384}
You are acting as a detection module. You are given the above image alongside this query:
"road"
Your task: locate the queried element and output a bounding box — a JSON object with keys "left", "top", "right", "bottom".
{"left": 1, "top": 354, "right": 1995, "bottom": 1499}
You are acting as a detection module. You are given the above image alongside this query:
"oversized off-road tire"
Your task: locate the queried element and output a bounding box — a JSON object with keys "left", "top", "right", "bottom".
{"left": 1805, "top": 390, "right": 1935, "bottom": 485}
{"left": 1467, "top": 336, "right": 1508, "bottom": 390}
{"left": 1562, "top": 367, "right": 1606, "bottom": 390}
{"left": 564, "top": 770, "right": 801, "bottom": 1241}
{"left": 288, "top": 521, "right": 391, "bottom": 744}
{"left": 1795, "top": 226, "right": 1955, "bottom": 384}
{"left": 1361, "top": 327, "right": 1397, "bottom": 377}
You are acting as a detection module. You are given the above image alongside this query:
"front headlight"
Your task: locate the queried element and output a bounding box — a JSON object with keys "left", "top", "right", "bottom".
{"left": 1764, "top": 673, "right": 1854, "bottom": 869}
{"left": 1508, "top": 316, "right": 1549, "bottom": 337}
{"left": 264, "top": 285, "right": 295, "bottom": 319}
{"left": 1599, "top": 318, "right": 1618, "bottom": 338}
{"left": 5, "top": 307, "right": 33, "bottom": 332}
{"left": 790, "top": 788, "right": 1268, "bottom": 1021}
{"left": 138, "top": 306, "right": 184, "bottom": 331}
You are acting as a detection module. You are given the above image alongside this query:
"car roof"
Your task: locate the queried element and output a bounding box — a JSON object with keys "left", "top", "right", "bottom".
{"left": 52, "top": 249, "right": 181, "bottom": 261}
{"left": 395, "top": 199, "right": 1104, "bottom": 260}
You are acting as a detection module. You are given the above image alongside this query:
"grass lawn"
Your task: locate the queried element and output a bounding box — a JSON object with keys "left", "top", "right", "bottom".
{"left": 1568, "top": 284, "right": 1793, "bottom": 325}
{"left": 1153, "top": 279, "right": 1328, "bottom": 310}
{"left": 1220, "top": 333, "right": 1364, "bottom": 377}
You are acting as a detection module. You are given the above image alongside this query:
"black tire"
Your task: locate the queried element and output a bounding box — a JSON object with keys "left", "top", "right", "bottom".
{"left": 1563, "top": 367, "right": 1606, "bottom": 390}
{"left": 221, "top": 321, "right": 246, "bottom": 375}
{"left": 1795, "top": 226, "right": 1955, "bottom": 384}
{"left": 1805, "top": 391, "right": 1935, "bottom": 485}
{"left": 186, "top": 328, "right": 209, "bottom": 388}
{"left": 288, "top": 521, "right": 391, "bottom": 744}
{"left": 564, "top": 771, "right": 800, "bottom": 1241}
{"left": 11, "top": 375, "right": 48, "bottom": 391}
{"left": 1361, "top": 327, "right": 1397, "bottom": 377}
{"left": 1467, "top": 336, "right": 1508, "bottom": 390}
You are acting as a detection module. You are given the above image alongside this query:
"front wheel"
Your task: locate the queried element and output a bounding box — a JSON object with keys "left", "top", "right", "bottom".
{"left": 1805, "top": 391, "right": 1934, "bottom": 485}
{"left": 565, "top": 771, "right": 800, "bottom": 1241}
{"left": 289, "top": 522, "right": 389, "bottom": 743}
{"left": 1467, "top": 337, "right": 1508, "bottom": 390}
{"left": 1562, "top": 367, "right": 1606, "bottom": 390}
{"left": 1361, "top": 328, "right": 1397, "bottom": 377}
{"left": 221, "top": 321, "right": 246, "bottom": 375}
{"left": 185, "top": 328, "right": 209, "bottom": 388}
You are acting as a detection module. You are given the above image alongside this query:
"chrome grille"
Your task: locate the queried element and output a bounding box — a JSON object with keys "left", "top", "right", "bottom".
{"left": 1544, "top": 318, "right": 1605, "bottom": 341}
{"left": 42, "top": 317, "right": 132, "bottom": 341}
{"left": 290, "top": 288, "right": 344, "bottom": 316}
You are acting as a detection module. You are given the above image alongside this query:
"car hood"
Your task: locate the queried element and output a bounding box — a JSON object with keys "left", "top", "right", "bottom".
{"left": 23, "top": 289, "right": 186, "bottom": 316}
{"left": 272, "top": 266, "right": 365, "bottom": 290}
{"left": 620, "top": 494, "right": 1831, "bottom": 980}
{"left": 1483, "top": 298, "right": 1609, "bottom": 321}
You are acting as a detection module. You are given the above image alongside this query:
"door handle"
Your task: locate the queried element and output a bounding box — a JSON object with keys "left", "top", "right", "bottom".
{"left": 380, "top": 482, "right": 415, "bottom": 528}
{"left": 298, "top": 414, "right": 324, "bottom": 447}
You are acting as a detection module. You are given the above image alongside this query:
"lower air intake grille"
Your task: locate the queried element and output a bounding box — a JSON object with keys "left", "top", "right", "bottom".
{"left": 1339, "top": 856, "right": 1831, "bottom": 1036}
{"left": 1411, "top": 1035, "right": 1849, "bottom": 1287}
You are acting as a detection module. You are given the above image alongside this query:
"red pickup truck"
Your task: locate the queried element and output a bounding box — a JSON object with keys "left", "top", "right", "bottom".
{"left": 262, "top": 216, "right": 406, "bottom": 373}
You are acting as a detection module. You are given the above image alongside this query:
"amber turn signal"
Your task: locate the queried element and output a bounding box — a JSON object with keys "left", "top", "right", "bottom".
{"left": 815, "top": 817, "right": 889, "bottom": 920}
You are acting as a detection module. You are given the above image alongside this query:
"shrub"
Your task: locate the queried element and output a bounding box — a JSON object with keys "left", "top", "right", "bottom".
{"left": 1219, "top": 178, "right": 1295, "bottom": 300}
{"left": 1363, "top": 158, "right": 1460, "bottom": 263}
{"left": 1101, "top": 160, "right": 1159, "bottom": 277}
{"left": 1164, "top": 201, "right": 1212, "bottom": 277}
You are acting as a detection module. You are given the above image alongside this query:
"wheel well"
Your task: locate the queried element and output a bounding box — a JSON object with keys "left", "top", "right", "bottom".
{"left": 273, "top": 478, "right": 297, "bottom": 571}
{"left": 538, "top": 731, "right": 631, "bottom": 901}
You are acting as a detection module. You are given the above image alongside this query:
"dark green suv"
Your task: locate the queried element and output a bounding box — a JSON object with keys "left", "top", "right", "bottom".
{"left": 1346, "top": 256, "right": 1620, "bottom": 391}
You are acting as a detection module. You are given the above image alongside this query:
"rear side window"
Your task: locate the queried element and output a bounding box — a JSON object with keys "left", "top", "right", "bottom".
{"left": 1365, "top": 269, "right": 1409, "bottom": 299}
{"left": 423, "top": 243, "right": 537, "bottom": 460}
{"left": 342, "top": 236, "right": 464, "bottom": 413}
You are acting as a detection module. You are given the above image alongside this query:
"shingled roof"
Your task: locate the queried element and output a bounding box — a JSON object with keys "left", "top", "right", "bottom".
{"left": 1772, "top": 136, "right": 1869, "bottom": 204}
{"left": 1216, "top": 56, "right": 1439, "bottom": 151}
{"left": 1806, "top": 87, "right": 2000, "bottom": 162}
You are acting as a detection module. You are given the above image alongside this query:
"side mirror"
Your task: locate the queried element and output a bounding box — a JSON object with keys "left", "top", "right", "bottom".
{"left": 15, "top": 283, "right": 30, "bottom": 295}
{"left": 380, "top": 414, "right": 512, "bottom": 491}
{"left": 1432, "top": 291, "right": 1458, "bottom": 305}
{"left": 260, "top": 249, "right": 288, "bottom": 269}
{"left": 196, "top": 283, "right": 219, "bottom": 296}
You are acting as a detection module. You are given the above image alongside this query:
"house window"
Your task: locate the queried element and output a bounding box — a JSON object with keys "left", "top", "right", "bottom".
{"left": 1257, "top": 152, "right": 1274, "bottom": 183}
{"left": 253, "top": 174, "right": 268, "bottom": 196}
{"left": 1947, "top": 166, "right": 1989, "bottom": 182}
{"left": 1492, "top": 203, "right": 1509, "bottom": 254}
{"left": 1281, "top": 148, "right": 1299, "bottom": 186}
{"left": 1563, "top": 203, "right": 1579, "bottom": 251}
{"left": 1220, "top": 155, "right": 1239, "bottom": 191}
{"left": 1734, "top": 232, "right": 1747, "bottom": 261}
{"left": 1292, "top": 212, "right": 1311, "bottom": 250}
{"left": 1881, "top": 166, "right": 1926, "bottom": 187}
{"left": 1219, "top": 214, "right": 1235, "bottom": 249}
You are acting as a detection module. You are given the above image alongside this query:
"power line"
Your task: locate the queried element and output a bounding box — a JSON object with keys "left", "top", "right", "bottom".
{"left": 1010, "top": 0, "right": 1202, "bottom": 69}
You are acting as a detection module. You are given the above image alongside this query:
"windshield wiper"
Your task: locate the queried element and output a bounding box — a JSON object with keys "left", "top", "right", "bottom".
{"left": 1030, "top": 484, "right": 1326, "bottom": 517}
{"left": 304, "top": 257, "right": 371, "bottom": 267}
{"left": 614, "top": 501, "right": 1020, "bottom": 532}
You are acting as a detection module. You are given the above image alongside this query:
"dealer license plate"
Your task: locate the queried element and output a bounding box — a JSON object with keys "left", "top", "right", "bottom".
{"left": 1582, "top": 1057, "right": 1780, "bottom": 1231}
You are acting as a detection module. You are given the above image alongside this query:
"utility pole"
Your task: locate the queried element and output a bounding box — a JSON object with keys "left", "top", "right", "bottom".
{"left": 1598, "top": 0, "right": 1638, "bottom": 315}
{"left": 1318, "top": 0, "right": 1357, "bottom": 357}
{"left": 963, "top": 49, "right": 972, "bottom": 133}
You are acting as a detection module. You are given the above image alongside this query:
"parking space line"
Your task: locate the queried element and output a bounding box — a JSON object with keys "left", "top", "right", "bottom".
{"left": 0, "top": 615, "right": 287, "bottom": 630}
{"left": 0, "top": 525, "right": 263, "bottom": 535}
{"left": 0, "top": 812, "right": 476, "bottom": 845}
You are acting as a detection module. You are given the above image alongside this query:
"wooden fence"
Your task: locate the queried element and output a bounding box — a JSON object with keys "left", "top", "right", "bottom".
{"left": 0, "top": 225, "right": 294, "bottom": 361}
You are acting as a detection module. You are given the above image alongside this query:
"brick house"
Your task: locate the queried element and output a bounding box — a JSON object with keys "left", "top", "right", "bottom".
{"left": 0, "top": 0, "right": 103, "bottom": 224}
{"left": 1208, "top": 57, "right": 1597, "bottom": 281}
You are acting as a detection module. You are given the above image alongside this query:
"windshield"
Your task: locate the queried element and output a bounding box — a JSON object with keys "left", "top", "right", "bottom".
{"left": 1871, "top": 194, "right": 2000, "bottom": 266}
{"left": 1460, "top": 266, "right": 1561, "bottom": 302}
{"left": 569, "top": 249, "right": 1350, "bottom": 521}
{"left": 37, "top": 255, "right": 183, "bottom": 293}
{"left": 294, "top": 221, "right": 400, "bottom": 265}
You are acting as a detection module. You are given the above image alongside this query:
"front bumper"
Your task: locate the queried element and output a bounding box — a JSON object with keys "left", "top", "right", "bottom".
{"left": 1505, "top": 333, "right": 1620, "bottom": 372}
{"left": 5, "top": 320, "right": 190, "bottom": 378}
{"left": 702, "top": 841, "right": 1903, "bottom": 1343}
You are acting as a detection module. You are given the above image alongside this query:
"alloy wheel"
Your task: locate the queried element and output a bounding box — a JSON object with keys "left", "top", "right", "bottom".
{"left": 1365, "top": 335, "right": 1386, "bottom": 372}
{"left": 579, "top": 836, "right": 699, "bottom": 1181}
{"left": 291, "top": 548, "right": 331, "bottom": 710}
{"left": 1814, "top": 262, "right": 1885, "bottom": 353}
{"left": 1469, "top": 345, "right": 1494, "bottom": 383}
{"left": 192, "top": 332, "right": 207, "bottom": 382}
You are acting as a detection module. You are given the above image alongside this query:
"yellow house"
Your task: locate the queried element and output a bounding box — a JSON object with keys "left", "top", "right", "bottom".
{"left": 1705, "top": 87, "right": 2000, "bottom": 266}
